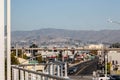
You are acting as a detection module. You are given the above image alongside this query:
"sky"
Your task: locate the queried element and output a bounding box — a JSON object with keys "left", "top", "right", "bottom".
{"left": 11, "top": 0, "right": 120, "bottom": 31}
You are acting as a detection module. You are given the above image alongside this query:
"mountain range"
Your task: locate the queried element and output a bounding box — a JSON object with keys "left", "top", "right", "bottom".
{"left": 11, "top": 28, "right": 120, "bottom": 46}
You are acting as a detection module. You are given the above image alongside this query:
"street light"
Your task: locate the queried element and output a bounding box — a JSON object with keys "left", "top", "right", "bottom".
{"left": 0, "top": 0, "right": 5, "bottom": 79}
{"left": 107, "top": 18, "right": 120, "bottom": 25}
{"left": 105, "top": 55, "right": 108, "bottom": 77}
{"left": 15, "top": 42, "right": 18, "bottom": 58}
{"left": 7, "top": 0, "right": 11, "bottom": 80}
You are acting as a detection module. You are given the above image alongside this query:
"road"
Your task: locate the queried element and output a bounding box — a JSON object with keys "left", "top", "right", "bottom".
{"left": 68, "top": 57, "right": 99, "bottom": 80}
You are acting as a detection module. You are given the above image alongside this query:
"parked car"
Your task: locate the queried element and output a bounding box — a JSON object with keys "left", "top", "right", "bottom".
{"left": 97, "top": 76, "right": 110, "bottom": 80}
{"left": 68, "top": 66, "right": 78, "bottom": 74}
{"left": 93, "top": 74, "right": 110, "bottom": 80}
{"left": 110, "top": 75, "right": 120, "bottom": 80}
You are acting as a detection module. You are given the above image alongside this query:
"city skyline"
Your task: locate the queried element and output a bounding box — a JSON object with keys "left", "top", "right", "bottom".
{"left": 12, "top": 0, "right": 120, "bottom": 31}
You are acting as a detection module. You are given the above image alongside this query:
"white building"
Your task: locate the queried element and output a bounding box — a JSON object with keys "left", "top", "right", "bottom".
{"left": 108, "top": 51, "right": 120, "bottom": 73}
{"left": 88, "top": 44, "right": 104, "bottom": 49}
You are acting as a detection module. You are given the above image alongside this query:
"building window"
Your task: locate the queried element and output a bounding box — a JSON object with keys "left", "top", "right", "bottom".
{"left": 112, "top": 60, "right": 114, "bottom": 65}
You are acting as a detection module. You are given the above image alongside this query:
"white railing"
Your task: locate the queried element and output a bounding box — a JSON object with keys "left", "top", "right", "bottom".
{"left": 11, "top": 62, "right": 70, "bottom": 80}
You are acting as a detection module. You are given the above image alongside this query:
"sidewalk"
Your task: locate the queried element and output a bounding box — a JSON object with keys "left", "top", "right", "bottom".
{"left": 69, "top": 75, "right": 92, "bottom": 80}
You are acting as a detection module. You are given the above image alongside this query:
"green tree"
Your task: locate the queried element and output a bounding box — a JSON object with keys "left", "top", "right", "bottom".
{"left": 90, "top": 50, "right": 98, "bottom": 55}
{"left": 23, "top": 54, "right": 27, "bottom": 59}
{"left": 110, "top": 42, "right": 120, "bottom": 48}
{"left": 29, "top": 43, "right": 38, "bottom": 56}
{"left": 36, "top": 54, "right": 42, "bottom": 63}
{"left": 14, "top": 49, "right": 27, "bottom": 59}
{"left": 17, "top": 49, "right": 23, "bottom": 58}
{"left": 11, "top": 53, "right": 19, "bottom": 65}
{"left": 107, "top": 62, "right": 111, "bottom": 74}
{"left": 58, "top": 50, "right": 63, "bottom": 61}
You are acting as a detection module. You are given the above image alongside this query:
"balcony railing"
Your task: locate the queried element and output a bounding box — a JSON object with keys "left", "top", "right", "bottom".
{"left": 11, "top": 61, "right": 71, "bottom": 80}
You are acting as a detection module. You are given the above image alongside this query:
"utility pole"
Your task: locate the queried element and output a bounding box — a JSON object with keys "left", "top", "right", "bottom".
{"left": 0, "top": 0, "right": 5, "bottom": 79}
{"left": 7, "top": 0, "right": 11, "bottom": 80}
{"left": 105, "top": 55, "right": 108, "bottom": 78}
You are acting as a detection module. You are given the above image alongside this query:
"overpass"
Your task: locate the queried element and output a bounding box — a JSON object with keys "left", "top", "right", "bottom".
{"left": 11, "top": 47, "right": 120, "bottom": 52}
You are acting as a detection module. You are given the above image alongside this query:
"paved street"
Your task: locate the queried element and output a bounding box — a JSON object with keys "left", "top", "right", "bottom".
{"left": 68, "top": 57, "right": 98, "bottom": 80}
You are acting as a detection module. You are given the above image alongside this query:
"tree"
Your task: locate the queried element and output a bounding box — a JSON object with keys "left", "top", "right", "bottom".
{"left": 11, "top": 53, "right": 19, "bottom": 65}
{"left": 29, "top": 43, "right": 38, "bottom": 56}
{"left": 58, "top": 50, "right": 63, "bottom": 61}
{"left": 90, "top": 50, "right": 98, "bottom": 55}
{"left": 36, "top": 54, "right": 42, "bottom": 63}
{"left": 107, "top": 62, "right": 111, "bottom": 74}
{"left": 110, "top": 42, "right": 120, "bottom": 48}
{"left": 13, "top": 49, "right": 27, "bottom": 59}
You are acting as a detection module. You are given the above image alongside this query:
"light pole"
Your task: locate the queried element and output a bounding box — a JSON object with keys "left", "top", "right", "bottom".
{"left": 0, "top": 0, "right": 5, "bottom": 79}
{"left": 108, "top": 18, "right": 120, "bottom": 25}
{"left": 16, "top": 42, "right": 18, "bottom": 58}
{"left": 7, "top": 0, "right": 11, "bottom": 79}
{"left": 105, "top": 54, "right": 108, "bottom": 77}
{"left": 102, "top": 43, "right": 108, "bottom": 77}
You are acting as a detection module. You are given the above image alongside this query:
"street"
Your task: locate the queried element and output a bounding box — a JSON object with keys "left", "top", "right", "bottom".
{"left": 68, "top": 57, "right": 99, "bottom": 80}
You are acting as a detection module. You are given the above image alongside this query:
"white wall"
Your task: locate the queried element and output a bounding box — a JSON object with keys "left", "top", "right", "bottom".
{"left": 108, "top": 51, "right": 120, "bottom": 71}
{"left": 88, "top": 44, "right": 104, "bottom": 49}
{"left": 108, "top": 51, "right": 120, "bottom": 64}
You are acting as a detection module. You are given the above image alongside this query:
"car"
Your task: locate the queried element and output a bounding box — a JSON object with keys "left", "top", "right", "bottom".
{"left": 97, "top": 76, "right": 110, "bottom": 80}
{"left": 93, "top": 74, "right": 110, "bottom": 80}
{"left": 110, "top": 75, "right": 120, "bottom": 80}
{"left": 68, "top": 66, "right": 78, "bottom": 74}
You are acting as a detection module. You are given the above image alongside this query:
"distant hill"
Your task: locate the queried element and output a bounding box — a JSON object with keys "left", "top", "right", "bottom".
{"left": 11, "top": 28, "right": 120, "bottom": 46}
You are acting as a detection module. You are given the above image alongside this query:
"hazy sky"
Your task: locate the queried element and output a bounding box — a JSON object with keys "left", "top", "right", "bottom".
{"left": 11, "top": 0, "right": 120, "bottom": 31}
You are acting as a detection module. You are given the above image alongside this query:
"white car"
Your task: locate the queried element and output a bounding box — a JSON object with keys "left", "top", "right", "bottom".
{"left": 98, "top": 77, "right": 110, "bottom": 80}
{"left": 93, "top": 77, "right": 110, "bottom": 80}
